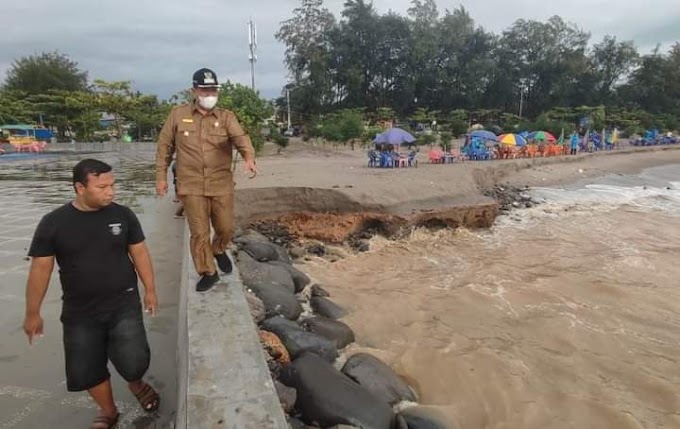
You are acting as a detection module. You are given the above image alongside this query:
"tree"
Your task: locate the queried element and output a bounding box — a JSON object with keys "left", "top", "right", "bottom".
{"left": 337, "top": 109, "right": 365, "bottom": 149}
{"left": 407, "top": 0, "right": 438, "bottom": 24}
{"left": 217, "top": 81, "right": 273, "bottom": 153}
{"left": 127, "top": 95, "right": 171, "bottom": 141}
{"left": 497, "top": 16, "right": 590, "bottom": 116}
{"left": 411, "top": 107, "right": 433, "bottom": 124}
{"left": 439, "top": 131, "right": 453, "bottom": 151}
{"left": 375, "top": 107, "right": 396, "bottom": 122}
{"left": 622, "top": 44, "right": 680, "bottom": 116}
{"left": 24, "top": 91, "right": 78, "bottom": 139}
{"left": 449, "top": 109, "right": 468, "bottom": 136}
{"left": 4, "top": 52, "right": 88, "bottom": 94}
{"left": 320, "top": 109, "right": 364, "bottom": 149}
{"left": 93, "top": 80, "right": 137, "bottom": 138}
{"left": 591, "top": 36, "right": 638, "bottom": 102}
{"left": 331, "top": 0, "right": 383, "bottom": 109}
{"left": 406, "top": 0, "right": 441, "bottom": 111}
{"left": 169, "top": 89, "right": 193, "bottom": 104}
{"left": 62, "top": 91, "right": 101, "bottom": 141}
{"left": 271, "top": 129, "right": 290, "bottom": 154}
{"left": 274, "top": 4, "right": 680, "bottom": 130}
{"left": 276, "top": 0, "right": 336, "bottom": 113}
{"left": 0, "top": 90, "right": 34, "bottom": 124}
{"left": 372, "top": 13, "right": 413, "bottom": 110}
{"left": 436, "top": 8, "right": 496, "bottom": 110}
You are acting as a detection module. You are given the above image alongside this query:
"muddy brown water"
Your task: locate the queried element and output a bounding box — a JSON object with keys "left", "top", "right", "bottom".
{"left": 300, "top": 165, "right": 680, "bottom": 429}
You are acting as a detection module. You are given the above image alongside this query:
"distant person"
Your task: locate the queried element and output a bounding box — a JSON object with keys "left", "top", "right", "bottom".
{"left": 24, "top": 159, "right": 160, "bottom": 429}
{"left": 156, "top": 68, "right": 257, "bottom": 292}
{"left": 570, "top": 132, "right": 579, "bottom": 155}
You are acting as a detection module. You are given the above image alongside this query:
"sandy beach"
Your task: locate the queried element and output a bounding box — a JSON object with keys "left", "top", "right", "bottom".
{"left": 233, "top": 141, "right": 680, "bottom": 235}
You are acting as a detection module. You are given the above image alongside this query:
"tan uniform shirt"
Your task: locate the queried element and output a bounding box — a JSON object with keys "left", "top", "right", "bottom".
{"left": 155, "top": 102, "right": 255, "bottom": 196}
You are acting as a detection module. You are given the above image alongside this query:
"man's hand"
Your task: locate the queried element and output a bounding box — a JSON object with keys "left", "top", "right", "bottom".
{"left": 244, "top": 159, "right": 258, "bottom": 178}
{"left": 144, "top": 290, "right": 158, "bottom": 316}
{"left": 24, "top": 313, "right": 44, "bottom": 345}
{"left": 156, "top": 180, "right": 168, "bottom": 196}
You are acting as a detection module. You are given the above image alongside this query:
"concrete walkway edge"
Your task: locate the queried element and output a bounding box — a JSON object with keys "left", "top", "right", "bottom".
{"left": 176, "top": 226, "right": 288, "bottom": 429}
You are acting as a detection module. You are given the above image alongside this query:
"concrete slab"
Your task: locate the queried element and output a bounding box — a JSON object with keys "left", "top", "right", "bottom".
{"left": 179, "top": 227, "right": 287, "bottom": 429}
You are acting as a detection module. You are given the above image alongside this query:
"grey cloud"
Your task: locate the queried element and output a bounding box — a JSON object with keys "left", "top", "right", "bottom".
{"left": 1, "top": 0, "right": 678, "bottom": 99}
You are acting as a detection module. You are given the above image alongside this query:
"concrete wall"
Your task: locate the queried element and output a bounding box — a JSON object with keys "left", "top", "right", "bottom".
{"left": 176, "top": 227, "right": 287, "bottom": 429}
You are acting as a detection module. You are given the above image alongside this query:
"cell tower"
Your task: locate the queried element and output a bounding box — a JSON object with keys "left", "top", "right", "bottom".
{"left": 248, "top": 18, "right": 257, "bottom": 91}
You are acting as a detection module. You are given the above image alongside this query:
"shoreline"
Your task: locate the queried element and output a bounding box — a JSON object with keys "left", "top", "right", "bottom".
{"left": 235, "top": 145, "right": 680, "bottom": 242}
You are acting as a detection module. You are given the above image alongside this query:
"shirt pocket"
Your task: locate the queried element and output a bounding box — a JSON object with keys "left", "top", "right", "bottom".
{"left": 207, "top": 126, "right": 229, "bottom": 151}
{"left": 176, "top": 122, "right": 196, "bottom": 145}
{"left": 106, "top": 221, "right": 128, "bottom": 250}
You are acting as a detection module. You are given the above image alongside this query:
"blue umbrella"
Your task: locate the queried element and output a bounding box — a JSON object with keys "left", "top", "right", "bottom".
{"left": 373, "top": 127, "right": 416, "bottom": 145}
{"left": 469, "top": 130, "right": 498, "bottom": 141}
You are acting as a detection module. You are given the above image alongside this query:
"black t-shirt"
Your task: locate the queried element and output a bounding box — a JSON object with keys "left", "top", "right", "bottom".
{"left": 28, "top": 202, "right": 145, "bottom": 322}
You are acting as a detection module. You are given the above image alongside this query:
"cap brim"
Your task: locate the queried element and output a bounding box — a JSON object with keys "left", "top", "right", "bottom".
{"left": 194, "top": 84, "right": 220, "bottom": 88}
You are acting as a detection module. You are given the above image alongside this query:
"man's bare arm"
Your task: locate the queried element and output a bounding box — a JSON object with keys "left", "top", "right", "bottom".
{"left": 24, "top": 256, "right": 54, "bottom": 344}
{"left": 128, "top": 242, "right": 158, "bottom": 315}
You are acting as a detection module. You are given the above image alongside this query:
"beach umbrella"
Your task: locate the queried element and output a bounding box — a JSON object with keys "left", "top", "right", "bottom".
{"left": 469, "top": 130, "right": 498, "bottom": 141}
{"left": 373, "top": 127, "right": 416, "bottom": 145}
{"left": 528, "top": 131, "right": 556, "bottom": 142}
{"left": 498, "top": 133, "right": 527, "bottom": 146}
{"left": 468, "top": 123, "right": 484, "bottom": 131}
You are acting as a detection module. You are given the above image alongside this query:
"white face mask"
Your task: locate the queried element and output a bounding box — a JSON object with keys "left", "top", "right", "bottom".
{"left": 198, "top": 95, "right": 218, "bottom": 110}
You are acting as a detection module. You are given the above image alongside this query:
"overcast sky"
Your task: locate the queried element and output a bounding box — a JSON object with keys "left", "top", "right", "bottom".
{"left": 2, "top": 0, "right": 678, "bottom": 100}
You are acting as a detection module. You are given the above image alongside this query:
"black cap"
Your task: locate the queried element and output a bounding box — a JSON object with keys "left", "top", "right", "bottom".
{"left": 192, "top": 68, "right": 220, "bottom": 88}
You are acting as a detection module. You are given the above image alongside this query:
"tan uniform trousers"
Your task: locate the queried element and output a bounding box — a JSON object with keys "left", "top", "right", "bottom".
{"left": 180, "top": 193, "right": 234, "bottom": 275}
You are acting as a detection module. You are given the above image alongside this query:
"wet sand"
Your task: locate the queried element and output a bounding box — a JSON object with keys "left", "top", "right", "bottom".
{"left": 234, "top": 141, "right": 680, "bottom": 220}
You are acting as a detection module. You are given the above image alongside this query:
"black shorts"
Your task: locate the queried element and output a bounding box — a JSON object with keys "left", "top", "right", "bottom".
{"left": 62, "top": 303, "right": 150, "bottom": 392}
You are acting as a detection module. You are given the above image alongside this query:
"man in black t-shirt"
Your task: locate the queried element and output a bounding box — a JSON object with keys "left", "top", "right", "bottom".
{"left": 24, "top": 159, "right": 160, "bottom": 428}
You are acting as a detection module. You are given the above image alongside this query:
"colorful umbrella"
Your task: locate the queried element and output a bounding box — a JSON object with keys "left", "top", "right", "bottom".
{"left": 469, "top": 130, "right": 498, "bottom": 141}
{"left": 528, "top": 131, "right": 556, "bottom": 142}
{"left": 498, "top": 133, "right": 527, "bottom": 146}
{"left": 373, "top": 127, "right": 416, "bottom": 145}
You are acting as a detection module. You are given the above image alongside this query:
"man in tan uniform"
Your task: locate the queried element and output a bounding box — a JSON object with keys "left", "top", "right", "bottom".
{"left": 156, "top": 68, "right": 257, "bottom": 291}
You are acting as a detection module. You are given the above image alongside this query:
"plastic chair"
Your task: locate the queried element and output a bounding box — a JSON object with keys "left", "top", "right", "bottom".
{"left": 449, "top": 148, "right": 465, "bottom": 162}
{"left": 407, "top": 151, "right": 418, "bottom": 167}
{"left": 428, "top": 150, "right": 443, "bottom": 164}
{"left": 367, "top": 151, "right": 380, "bottom": 167}
{"left": 381, "top": 152, "right": 396, "bottom": 168}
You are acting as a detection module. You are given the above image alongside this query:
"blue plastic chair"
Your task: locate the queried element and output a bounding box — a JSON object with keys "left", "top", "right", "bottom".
{"left": 380, "top": 152, "right": 395, "bottom": 168}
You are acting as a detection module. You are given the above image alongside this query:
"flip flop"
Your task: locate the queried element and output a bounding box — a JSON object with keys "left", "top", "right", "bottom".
{"left": 133, "top": 382, "right": 160, "bottom": 412}
{"left": 90, "top": 412, "right": 119, "bottom": 429}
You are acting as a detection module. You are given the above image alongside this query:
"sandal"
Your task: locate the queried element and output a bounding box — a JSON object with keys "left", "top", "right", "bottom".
{"left": 133, "top": 381, "right": 160, "bottom": 412}
{"left": 90, "top": 413, "right": 119, "bottom": 429}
